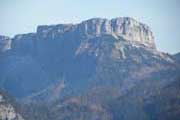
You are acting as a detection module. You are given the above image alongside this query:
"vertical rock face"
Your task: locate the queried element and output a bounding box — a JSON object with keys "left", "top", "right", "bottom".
{"left": 34, "top": 17, "right": 156, "bottom": 49}
{"left": 11, "top": 33, "right": 36, "bottom": 55}
{"left": 0, "top": 35, "right": 11, "bottom": 53}
{"left": 111, "top": 17, "right": 155, "bottom": 48}
{"left": 36, "top": 24, "right": 74, "bottom": 40}
{"left": 77, "top": 17, "right": 156, "bottom": 49}
{"left": 78, "top": 18, "right": 112, "bottom": 35}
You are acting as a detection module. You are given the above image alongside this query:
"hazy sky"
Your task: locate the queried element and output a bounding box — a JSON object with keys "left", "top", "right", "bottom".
{"left": 0, "top": 0, "right": 180, "bottom": 54}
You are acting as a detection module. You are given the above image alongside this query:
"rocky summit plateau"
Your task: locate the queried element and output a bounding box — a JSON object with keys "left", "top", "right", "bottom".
{"left": 0, "top": 17, "right": 180, "bottom": 120}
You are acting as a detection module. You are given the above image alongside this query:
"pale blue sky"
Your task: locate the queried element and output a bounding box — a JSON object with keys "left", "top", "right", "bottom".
{"left": 0, "top": 0, "right": 180, "bottom": 54}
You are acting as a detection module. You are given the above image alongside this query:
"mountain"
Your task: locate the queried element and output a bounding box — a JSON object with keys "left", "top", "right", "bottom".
{"left": 0, "top": 90, "right": 24, "bottom": 120}
{"left": 0, "top": 17, "right": 180, "bottom": 120}
{"left": 0, "top": 17, "right": 177, "bottom": 99}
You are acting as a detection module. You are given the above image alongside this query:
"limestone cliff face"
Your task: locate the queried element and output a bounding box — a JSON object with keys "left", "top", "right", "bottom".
{"left": 36, "top": 17, "right": 156, "bottom": 49}
{"left": 77, "top": 17, "right": 155, "bottom": 49}
{"left": 11, "top": 33, "right": 36, "bottom": 54}
{"left": 1, "top": 17, "right": 156, "bottom": 56}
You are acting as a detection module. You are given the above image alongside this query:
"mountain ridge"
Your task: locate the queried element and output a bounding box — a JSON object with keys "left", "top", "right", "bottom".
{"left": 0, "top": 17, "right": 156, "bottom": 54}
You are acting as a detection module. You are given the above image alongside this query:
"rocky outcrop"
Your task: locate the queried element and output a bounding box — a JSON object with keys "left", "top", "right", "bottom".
{"left": 0, "top": 91, "right": 24, "bottom": 120}
{"left": 0, "top": 35, "right": 11, "bottom": 53}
